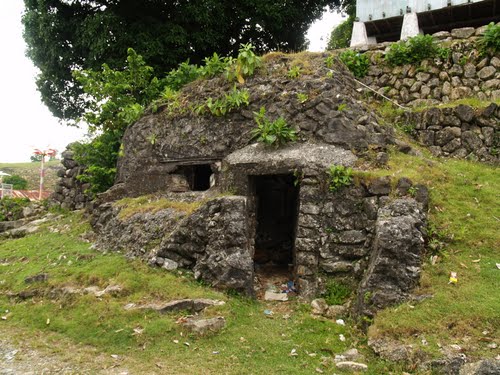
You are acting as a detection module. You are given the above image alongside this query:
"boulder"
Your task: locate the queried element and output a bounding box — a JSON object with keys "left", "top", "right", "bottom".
{"left": 451, "top": 27, "right": 475, "bottom": 39}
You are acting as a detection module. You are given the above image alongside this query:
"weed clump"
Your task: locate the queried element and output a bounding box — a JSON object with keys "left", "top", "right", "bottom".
{"left": 385, "top": 34, "right": 450, "bottom": 66}
{"left": 339, "top": 50, "right": 369, "bottom": 78}
{"left": 327, "top": 165, "right": 353, "bottom": 193}
{"left": 324, "top": 280, "right": 351, "bottom": 305}
{"left": 251, "top": 107, "right": 297, "bottom": 147}
{"left": 478, "top": 22, "right": 500, "bottom": 55}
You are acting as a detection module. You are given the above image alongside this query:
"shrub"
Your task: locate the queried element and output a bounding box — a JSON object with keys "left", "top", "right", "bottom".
{"left": 385, "top": 34, "right": 450, "bottom": 66}
{"left": 324, "top": 280, "right": 351, "bottom": 305}
{"left": 0, "top": 197, "right": 30, "bottom": 221}
{"left": 327, "top": 165, "right": 353, "bottom": 192}
{"left": 478, "top": 22, "right": 500, "bottom": 55}
{"left": 339, "top": 50, "right": 369, "bottom": 78}
{"left": 251, "top": 107, "right": 297, "bottom": 147}
{"left": 3, "top": 175, "right": 28, "bottom": 190}
{"left": 72, "top": 130, "right": 122, "bottom": 196}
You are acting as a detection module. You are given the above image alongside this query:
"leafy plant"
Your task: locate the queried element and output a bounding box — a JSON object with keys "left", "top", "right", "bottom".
{"left": 337, "top": 103, "right": 348, "bottom": 111}
{"left": 200, "top": 53, "right": 231, "bottom": 78}
{"left": 288, "top": 65, "right": 302, "bottom": 79}
{"left": 293, "top": 169, "right": 304, "bottom": 186}
{"left": 296, "top": 93, "right": 309, "bottom": 104}
{"left": 408, "top": 186, "right": 418, "bottom": 197}
{"left": 398, "top": 123, "right": 417, "bottom": 137}
{"left": 226, "top": 43, "right": 262, "bottom": 83}
{"left": 339, "top": 50, "right": 369, "bottom": 78}
{"left": 324, "top": 280, "right": 351, "bottom": 305}
{"left": 385, "top": 34, "right": 450, "bottom": 66}
{"left": 73, "top": 131, "right": 122, "bottom": 196}
{"left": 325, "top": 55, "right": 335, "bottom": 68}
{"left": 73, "top": 48, "right": 164, "bottom": 132}
{"left": 251, "top": 107, "right": 297, "bottom": 147}
{"left": 327, "top": 165, "right": 353, "bottom": 192}
{"left": 156, "top": 87, "right": 183, "bottom": 116}
{"left": 164, "top": 60, "right": 202, "bottom": 91}
{"left": 478, "top": 22, "right": 500, "bottom": 55}
{"left": 326, "top": 15, "right": 355, "bottom": 50}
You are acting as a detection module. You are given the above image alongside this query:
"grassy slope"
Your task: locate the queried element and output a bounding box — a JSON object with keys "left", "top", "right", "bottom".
{"left": 368, "top": 151, "right": 500, "bottom": 360}
{"left": 1, "top": 213, "right": 396, "bottom": 374}
{"left": 1, "top": 149, "right": 498, "bottom": 373}
{"left": 0, "top": 160, "right": 61, "bottom": 191}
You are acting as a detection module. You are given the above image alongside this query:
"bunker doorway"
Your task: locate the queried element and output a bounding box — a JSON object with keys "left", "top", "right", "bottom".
{"left": 252, "top": 174, "right": 299, "bottom": 278}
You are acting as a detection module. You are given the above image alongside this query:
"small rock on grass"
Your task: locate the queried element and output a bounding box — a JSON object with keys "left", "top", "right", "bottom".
{"left": 182, "top": 317, "right": 226, "bottom": 335}
{"left": 311, "top": 298, "right": 328, "bottom": 315}
{"left": 264, "top": 291, "right": 288, "bottom": 301}
{"left": 336, "top": 361, "right": 368, "bottom": 371}
{"left": 24, "top": 273, "right": 49, "bottom": 284}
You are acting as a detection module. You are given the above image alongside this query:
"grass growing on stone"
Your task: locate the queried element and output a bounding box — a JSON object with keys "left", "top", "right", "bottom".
{"left": 413, "top": 97, "right": 500, "bottom": 112}
{"left": 115, "top": 195, "right": 203, "bottom": 220}
{"left": 365, "top": 151, "right": 500, "bottom": 361}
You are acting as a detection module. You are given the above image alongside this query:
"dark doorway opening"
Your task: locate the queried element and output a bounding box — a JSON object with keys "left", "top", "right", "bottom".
{"left": 252, "top": 174, "right": 299, "bottom": 268}
{"left": 176, "top": 164, "right": 212, "bottom": 191}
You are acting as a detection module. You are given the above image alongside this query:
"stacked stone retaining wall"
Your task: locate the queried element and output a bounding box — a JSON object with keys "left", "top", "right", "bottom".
{"left": 360, "top": 26, "right": 500, "bottom": 108}
{"left": 403, "top": 103, "right": 499, "bottom": 162}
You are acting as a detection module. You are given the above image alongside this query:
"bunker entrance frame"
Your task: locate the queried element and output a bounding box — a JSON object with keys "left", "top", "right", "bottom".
{"left": 249, "top": 173, "right": 300, "bottom": 271}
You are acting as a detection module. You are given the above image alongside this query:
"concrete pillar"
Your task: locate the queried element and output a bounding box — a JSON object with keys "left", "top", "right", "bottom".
{"left": 350, "top": 21, "right": 371, "bottom": 47}
{"left": 400, "top": 12, "right": 422, "bottom": 40}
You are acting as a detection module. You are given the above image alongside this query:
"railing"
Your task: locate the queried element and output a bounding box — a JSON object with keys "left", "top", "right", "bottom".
{"left": 0, "top": 183, "right": 13, "bottom": 199}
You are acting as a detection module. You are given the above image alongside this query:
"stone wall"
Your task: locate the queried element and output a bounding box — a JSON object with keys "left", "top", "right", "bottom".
{"left": 403, "top": 103, "right": 499, "bottom": 162}
{"left": 90, "top": 170, "right": 427, "bottom": 314}
{"left": 91, "top": 193, "right": 254, "bottom": 295}
{"left": 292, "top": 176, "right": 427, "bottom": 300}
{"left": 361, "top": 26, "right": 500, "bottom": 108}
{"left": 51, "top": 146, "right": 92, "bottom": 210}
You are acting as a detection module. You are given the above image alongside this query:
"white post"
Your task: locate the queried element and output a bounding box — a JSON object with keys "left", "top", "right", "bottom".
{"left": 400, "top": 12, "right": 421, "bottom": 40}
{"left": 350, "top": 21, "right": 370, "bottom": 47}
{"left": 39, "top": 154, "right": 45, "bottom": 200}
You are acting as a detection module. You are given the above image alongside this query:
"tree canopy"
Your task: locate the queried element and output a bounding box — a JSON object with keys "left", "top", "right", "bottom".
{"left": 23, "top": 0, "right": 341, "bottom": 121}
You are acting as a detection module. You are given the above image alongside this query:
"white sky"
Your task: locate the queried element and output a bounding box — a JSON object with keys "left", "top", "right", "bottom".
{"left": 0, "top": 2, "right": 343, "bottom": 163}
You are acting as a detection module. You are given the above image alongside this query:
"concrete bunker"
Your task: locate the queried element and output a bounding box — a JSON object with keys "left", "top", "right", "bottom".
{"left": 250, "top": 174, "right": 299, "bottom": 281}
